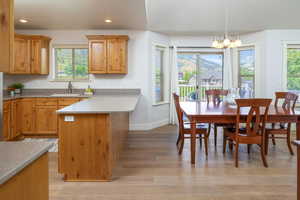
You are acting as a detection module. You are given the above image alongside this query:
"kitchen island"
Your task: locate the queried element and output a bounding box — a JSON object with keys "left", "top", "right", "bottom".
{"left": 57, "top": 94, "right": 140, "bottom": 182}
{"left": 0, "top": 142, "right": 53, "bottom": 200}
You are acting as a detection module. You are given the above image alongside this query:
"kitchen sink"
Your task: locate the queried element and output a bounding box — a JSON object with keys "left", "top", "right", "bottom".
{"left": 50, "top": 93, "right": 82, "bottom": 97}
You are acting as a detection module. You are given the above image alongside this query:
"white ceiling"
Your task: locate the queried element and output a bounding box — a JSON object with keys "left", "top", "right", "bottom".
{"left": 15, "top": 0, "right": 147, "bottom": 30}
{"left": 147, "top": 0, "right": 300, "bottom": 35}
{"left": 15, "top": 0, "right": 300, "bottom": 35}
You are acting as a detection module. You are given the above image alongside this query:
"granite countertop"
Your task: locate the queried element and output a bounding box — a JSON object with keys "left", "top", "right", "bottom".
{"left": 0, "top": 142, "right": 53, "bottom": 185}
{"left": 57, "top": 94, "right": 140, "bottom": 114}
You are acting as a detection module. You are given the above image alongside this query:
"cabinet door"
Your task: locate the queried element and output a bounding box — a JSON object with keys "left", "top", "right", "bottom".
{"left": 30, "top": 39, "right": 42, "bottom": 74}
{"left": 13, "top": 37, "right": 31, "bottom": 73}
{"left": 88, "top": 40, "right": 107, "bottom": 73}
{"left": 35, "top": 105, "right": 58, "bottom": 134}
{"left": 0, "top": 0, "right": 14, "bottom": 73}
{"left": 11, "top": 100, "right": 21, "bottom": 138}
{"left": 107, "top": 39, "right": 127, "bottom": 74}
{"left": 3, "top": 101, "right": 11, "bottom": 140}
{"left": 19, "top": 98, "right": 36, "bottom": 134}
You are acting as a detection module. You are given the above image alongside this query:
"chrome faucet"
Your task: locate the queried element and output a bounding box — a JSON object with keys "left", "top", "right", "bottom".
{"left": 67, "top": 81, "right": 73, "bottom": 94}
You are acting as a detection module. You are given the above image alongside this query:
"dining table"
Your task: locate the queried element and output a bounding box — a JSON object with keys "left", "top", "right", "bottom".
{"left": 180, "top": 100, "right": 300, "bottom": 199}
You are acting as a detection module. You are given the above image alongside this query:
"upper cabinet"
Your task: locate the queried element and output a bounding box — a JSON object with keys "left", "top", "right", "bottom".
{"left": 10, "top": 34, "right": 51, "bottom": 74}
{"left": 86, "top": 35, "right": 129, "bottom": 74}
{"left": 0, "top": 0, "right": 14, "bottom": 73}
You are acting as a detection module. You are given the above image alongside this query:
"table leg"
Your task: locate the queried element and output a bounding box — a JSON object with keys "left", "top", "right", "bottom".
{"left": 297, "top": 119, "right": 300, "bottom": 200}
{"left": 191, "top": 120, "right": 196, "bottom": 164}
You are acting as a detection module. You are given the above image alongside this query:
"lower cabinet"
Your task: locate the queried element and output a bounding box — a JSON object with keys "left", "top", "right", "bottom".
{"left": 3, "top": 100, "right": 21, "bottom": 141}
{"left": 3, "top": 97, "right": 84, "bottom": 139}
{"left": 35, "top": 105, "right": 58, "bottom": 135}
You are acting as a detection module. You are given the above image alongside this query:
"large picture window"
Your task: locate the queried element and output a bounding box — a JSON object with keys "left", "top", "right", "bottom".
{"left": 54, "top": 47, "right": 88, "bottom": 81}
{"left": 287, "top": 45, "right": 300, "bottom": 92}
{"left": 238, "top": 46, "right": 255, "bottom": 92}
{"left": 177, "top": 50, "right": 223, "bottom": 101}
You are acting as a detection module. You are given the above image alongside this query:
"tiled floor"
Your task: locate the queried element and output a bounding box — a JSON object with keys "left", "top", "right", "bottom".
{"left": 47, "top": 125, "right": 297, "bottom": 199}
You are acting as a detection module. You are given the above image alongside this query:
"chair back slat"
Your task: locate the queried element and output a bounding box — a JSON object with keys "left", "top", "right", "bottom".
{"left": 235, "top": 99, "right": 272, "bottom": 137}
{"left": 275, "top": 92, "right": 298, "bottom": 109}
{"left": 205, "top": 89, "right": 229, "bottom": 104}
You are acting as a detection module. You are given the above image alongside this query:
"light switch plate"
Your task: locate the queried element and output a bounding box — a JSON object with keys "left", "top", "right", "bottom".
{"left": 64, "top": 115, "right": 75, "bottom": 122}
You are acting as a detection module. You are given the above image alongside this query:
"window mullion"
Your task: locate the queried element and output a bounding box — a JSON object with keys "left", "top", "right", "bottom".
{"left": 72, "top": 48, "right": 75, "bottom": 81}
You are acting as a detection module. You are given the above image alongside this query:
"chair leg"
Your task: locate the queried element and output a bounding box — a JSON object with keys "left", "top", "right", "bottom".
{"left": 271, "top": 134, "right": 276, "bottom": 145}
{"left": 247, "top": 144, "right": 252, "bottom": 154}
{"left": 229, "top": 141, "right": 233, "bottom": 151}
{"left": 176, "top": 132, "right": 181, "bottom": 146}
{"left": 199, "top": 136, "right": 202, "bottom": 148}
{"left": 178, "top": 135, "right": 184, "bottom": 155}
{"left": 204, "top": 135, "right": 208, "bottom": 157}
{"left": 265, "top": 133, "right": 269, "bottom": 155}
{"left": 214, "top": 125, "right": 218, "bottom": 147}
{"left": 223, "top": 134, "right": 227, "bottom": 154}
{"left": 287, "top": 132, "right": 294, "bottom": 155}
{"left": 235, "top": 142, "right": 239, "bottom": 168}
{"left": 260, "top": 143, "right": 268, "bottom": 168}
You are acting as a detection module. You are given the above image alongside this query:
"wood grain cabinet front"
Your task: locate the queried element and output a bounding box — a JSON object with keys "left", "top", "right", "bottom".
{"left": 0, "top": 0, "right": 14, "bottom": 73}
{"left": 86, "top": 35, "right": 129, "bottom": 74}
{"left": 3, "top": 101, "right": 11, "bottom": 140}
{"left": 35, "top": 105, "right": 58, "bottom": 135}
{"left": 10, "top": 34, "right": 51, "bottom": 74}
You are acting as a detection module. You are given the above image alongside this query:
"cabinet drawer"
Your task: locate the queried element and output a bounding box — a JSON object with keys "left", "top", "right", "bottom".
{"left": 58, "top": 98, "right": 80, "bottom": 106}
{"left": 36, "top": 98, "right": 57, "bottom": 106}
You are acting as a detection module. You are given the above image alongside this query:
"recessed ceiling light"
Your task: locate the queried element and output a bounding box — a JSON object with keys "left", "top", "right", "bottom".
{"left": 105, "top": 19, "right": 112, "bottom": 23}
{"left": 19, "top": 19, "right": 28, "bottom": 23}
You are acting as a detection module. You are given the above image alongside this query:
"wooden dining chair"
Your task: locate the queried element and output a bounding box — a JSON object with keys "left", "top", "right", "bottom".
{"left": 173, "top": 93, "right": 210, "bottom": 156}
{"left": 265, "top": 92, "right": 298, "bottom": 155}
{"left": 223, "top": 98, "right": 272, "bottom": 168}
{"left": 205, "top": 89, "right": 230, "bottom": 147}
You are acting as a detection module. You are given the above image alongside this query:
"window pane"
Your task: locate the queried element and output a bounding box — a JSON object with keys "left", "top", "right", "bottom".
{"left": 287, "top": 48, "right": 300, "bottom": 92}
{"left": 55, "top": 48, "right": 73, "bottom": 80}
{"left": 74, "top": 49, "right": 88, "bottom": 80}
{"left": 239, "top": 48, "right": 255, "bottom": 92}
{"left": 177, "top": 53, "right": 197, "bottom": 100}
{"left": 177, "top": 52, "right": 223, "bottom": 101}
{"left": 199, "top": 54, "right": 223, "bottom": 88}
{"left": 155, "top": 48, "right": 164, "bottom": 103}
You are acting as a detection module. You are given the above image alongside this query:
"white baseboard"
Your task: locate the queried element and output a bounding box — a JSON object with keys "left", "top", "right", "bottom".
{"left": 130, "top": 118, "right": 170, "bottom": 131}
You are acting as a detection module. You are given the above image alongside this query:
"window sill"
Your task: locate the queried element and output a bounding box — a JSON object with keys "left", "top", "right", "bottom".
{"left": 153, "top": 101, "right": 170, "bottom": 106}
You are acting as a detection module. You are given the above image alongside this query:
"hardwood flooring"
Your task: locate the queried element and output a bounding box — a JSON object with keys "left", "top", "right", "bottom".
{"left": 49, "top": 125, "right": 297, "bottom": 200}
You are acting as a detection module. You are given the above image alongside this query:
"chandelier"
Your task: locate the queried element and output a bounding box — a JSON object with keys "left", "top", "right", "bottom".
{"left": 212, "top": 0, "right": 242, "bottom": 49}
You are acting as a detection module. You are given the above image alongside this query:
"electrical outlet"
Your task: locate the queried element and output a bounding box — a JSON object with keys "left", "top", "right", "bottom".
{"left": 64, "top": 115, "right": 75, "bottom": 122}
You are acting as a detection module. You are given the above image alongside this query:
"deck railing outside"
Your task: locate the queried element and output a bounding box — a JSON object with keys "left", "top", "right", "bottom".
{"left": 178, "top": 84, "right": 222, "bottom": 101}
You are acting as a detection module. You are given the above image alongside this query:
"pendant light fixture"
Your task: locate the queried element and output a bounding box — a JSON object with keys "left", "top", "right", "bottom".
{"left": 212, "top": 0, "right": 242, "bottom": 49}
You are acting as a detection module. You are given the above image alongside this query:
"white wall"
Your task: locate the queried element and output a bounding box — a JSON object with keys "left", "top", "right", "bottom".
{"left": 5, "top": 30, "right": 171, "bottom": 130}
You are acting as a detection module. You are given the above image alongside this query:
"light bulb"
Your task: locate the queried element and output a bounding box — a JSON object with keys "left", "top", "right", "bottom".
{"left": 212, "top": 40, "right": 219, "bottom": 48}
{"left": 235, "top": 39, "right": 242, "bottom": 47}
{"left": 223, "top": 38, "right": 231, "bottom": 46}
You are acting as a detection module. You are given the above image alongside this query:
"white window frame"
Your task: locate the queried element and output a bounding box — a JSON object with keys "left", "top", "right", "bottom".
{"left": 237, "top": 45, "right": 255, "bottom": 92}
{"left": 152, "top": 43, "right": 169, "bottom": 105}
{"left": 51, "top": 44, "right": 90, "bottom": 82}
{"left": 233, "top": 43, "right": 260, "bottom": 97}
{"left": 282, "top": 41, "right": 300, "bottom": 92}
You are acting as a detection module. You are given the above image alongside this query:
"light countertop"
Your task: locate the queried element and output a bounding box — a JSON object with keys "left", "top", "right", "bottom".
{"left": 56, "top": 94, "right": 140, "bottom": 114}
{"left": 0, "top": 142, "right": 53, "bottom": 185}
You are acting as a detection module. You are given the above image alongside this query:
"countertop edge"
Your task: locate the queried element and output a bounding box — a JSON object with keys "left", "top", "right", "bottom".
{"left": 0, "top": 142, "right": 54, "bottom": 185}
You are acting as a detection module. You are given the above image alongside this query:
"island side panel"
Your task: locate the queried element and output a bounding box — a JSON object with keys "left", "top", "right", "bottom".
{"left": 0, "top": 153, "right": 49, "bottom": 200}
{"left": 110, "top": 112, "right": 129, "bottom": 169}
{"left": 58, "top": 114, "right": 113, "bottom": 181}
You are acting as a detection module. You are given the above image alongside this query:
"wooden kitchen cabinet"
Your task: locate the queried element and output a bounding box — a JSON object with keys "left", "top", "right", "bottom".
{"left": 3, "top": 101, "right": 11, "bottom": 140}
{"left": 10, "top": 34, "right": 51, "bottom": 74}
{"left": 0, "top": 0, "right": 14, "bottom": 73}
{"left": 3, "top": 99, "right": 21, "bottom": 141}
{"left": 12, "top": 35, "right": 31, "bottom": 74}
{"left": 19, "top": 98, "right": 36, "bottom": 134}
{"left": 86, "top": 35, "right": 129, "bottom": 74}
{"left": 35, "top": 105, "right": 58, "bottom": 134}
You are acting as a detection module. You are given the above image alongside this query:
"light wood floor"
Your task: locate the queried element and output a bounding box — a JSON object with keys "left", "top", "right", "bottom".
{"left": 49, "top": 125, "right": 297, "bottom": 200}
